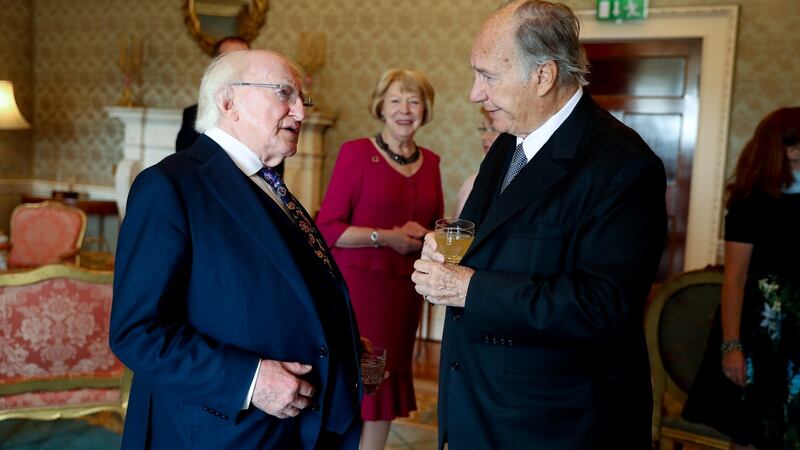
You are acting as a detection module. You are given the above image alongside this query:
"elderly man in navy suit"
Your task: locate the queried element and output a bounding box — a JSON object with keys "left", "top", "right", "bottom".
{"left": 111, "top": 50, "right": 362, "bottom": 449}
{"left": 412, "top": 1, "right": 667, "bottom": 449}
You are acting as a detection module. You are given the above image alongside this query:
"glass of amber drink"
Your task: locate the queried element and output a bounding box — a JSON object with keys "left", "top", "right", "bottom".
{"left": 361, "top": 346, "right": 386, "bottom": 395}
{"left": 434, "top": 218, "right": 475, "bottom": 264}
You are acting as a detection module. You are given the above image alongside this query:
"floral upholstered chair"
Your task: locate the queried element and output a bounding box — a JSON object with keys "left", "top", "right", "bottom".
{"left": 0, "top": 264, "right": 130, "bottom": 422}
{"left": 645, "top": 267, "right": 730, "bottom": 450}
{"left": 3, "top": 201, "right": 87, "bottom": 269}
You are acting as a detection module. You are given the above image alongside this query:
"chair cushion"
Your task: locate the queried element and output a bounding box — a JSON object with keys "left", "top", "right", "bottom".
{"left": 0, "top": 278, "right": 122, "bottom": 382}
{"left": 8, "top": 204, "right": 84, "bottom": 268}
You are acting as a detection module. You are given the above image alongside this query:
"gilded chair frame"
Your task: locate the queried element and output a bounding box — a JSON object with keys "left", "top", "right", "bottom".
{"left": 0, "top": 264, "right": 131, "bottom": 422}
{"left": 645, "top": 268, "right": 728, "bottom": 450}
{"left": 7, "top": 200, "right": 88, "bottom": 267}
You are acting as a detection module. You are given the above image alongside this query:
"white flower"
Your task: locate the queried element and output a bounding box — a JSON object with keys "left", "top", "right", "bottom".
{"left": 758, "top": 277, "right": 780, "bottom": 297}
{"left": 759, "top": 301, "right": 783, "bottom": 340}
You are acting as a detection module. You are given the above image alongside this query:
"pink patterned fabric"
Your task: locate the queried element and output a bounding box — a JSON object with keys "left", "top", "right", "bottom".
{"left": 7, "top": 203, "right": 85, "bottom": 268}
{"left": 0, "top": 278, "right": 123, "bottom": 384}
{"left": 0, "top": 388, "right": 120, "bottom": 409}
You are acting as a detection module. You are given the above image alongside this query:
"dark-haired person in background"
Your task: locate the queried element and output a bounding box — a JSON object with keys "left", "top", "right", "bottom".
{"left": 684, "top": 107, "right": 800, "bottom": 450}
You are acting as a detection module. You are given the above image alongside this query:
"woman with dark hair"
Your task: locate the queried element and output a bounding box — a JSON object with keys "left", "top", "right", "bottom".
{"left": 684, "top": 107, "right": 800, "bottom": 449}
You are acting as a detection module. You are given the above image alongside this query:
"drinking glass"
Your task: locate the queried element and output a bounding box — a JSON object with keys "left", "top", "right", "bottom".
{"left": 360, "top": 346, "right": 387, "bottom": 395}
{"left": 434, "top": 218, "right": 475, "bottom": 264}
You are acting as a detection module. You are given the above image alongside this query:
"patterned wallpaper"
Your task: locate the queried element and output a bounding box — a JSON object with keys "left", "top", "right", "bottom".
{"left": 0, "top": 0, "right": 34, "bottom": 179}
{"left": 1, "top": 0, "right": 798, "bottom": 212}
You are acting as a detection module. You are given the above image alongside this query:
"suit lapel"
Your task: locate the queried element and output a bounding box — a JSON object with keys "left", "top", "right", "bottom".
{"left": 463, "top": 94, "right": 597, "bottom": 258}
{"left": 192, "top": 140, "right": 317, "bottom": 308}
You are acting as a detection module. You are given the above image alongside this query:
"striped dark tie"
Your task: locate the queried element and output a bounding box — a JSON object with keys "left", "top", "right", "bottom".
{"left": 500, "top": 142, "right": 527, "bottom": 193}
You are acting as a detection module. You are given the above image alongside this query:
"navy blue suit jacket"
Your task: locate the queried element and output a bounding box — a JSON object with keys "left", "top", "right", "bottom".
{"left": 439, "top": 94, "right": 666, "bottom": 450}
{"left": 110, "top": 136, "right": 362, "bottom": 449}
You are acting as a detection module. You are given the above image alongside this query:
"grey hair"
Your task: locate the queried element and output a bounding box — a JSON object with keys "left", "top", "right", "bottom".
{"left": 510, "top": 1, "right": 589, "bottom": 87}
{"left": 195, "top": 51, "right": 249, "bottom": 133}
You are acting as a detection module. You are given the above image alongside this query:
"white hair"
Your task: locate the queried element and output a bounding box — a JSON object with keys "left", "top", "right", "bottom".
{"left": 195, "top": 51, "right": 249, "bottom": 133}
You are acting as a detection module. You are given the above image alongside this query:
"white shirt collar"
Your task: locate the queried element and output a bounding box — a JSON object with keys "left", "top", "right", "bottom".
{"left": 204, "top": 127, "right": 263, "bottom": 177}
{"left": 517, "top": 87, "right": 583, "bottom": 162}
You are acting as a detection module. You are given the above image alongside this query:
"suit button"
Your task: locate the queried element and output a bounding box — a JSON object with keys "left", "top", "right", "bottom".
{"left": 310, "top": 403, "right": 320, "bottom": 412}
{"left": 319, "top": 346, "right": 329, "bottom": 357}
{"left": 450, "top": 361, "right": 461, "bottom": 371}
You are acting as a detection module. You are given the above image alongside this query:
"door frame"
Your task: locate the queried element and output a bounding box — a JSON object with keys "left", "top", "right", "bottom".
{"left": 577, "top": 5, "right": 739, "bottom": 271}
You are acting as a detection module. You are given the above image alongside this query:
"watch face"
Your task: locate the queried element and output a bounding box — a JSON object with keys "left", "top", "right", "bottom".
{"left": 371, "top": 231, "right": 378, "bottom": 243}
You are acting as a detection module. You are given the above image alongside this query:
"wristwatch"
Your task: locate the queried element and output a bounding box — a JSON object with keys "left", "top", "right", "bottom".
{"left": 370, "top": 229, "right": 379, "bottom": 247}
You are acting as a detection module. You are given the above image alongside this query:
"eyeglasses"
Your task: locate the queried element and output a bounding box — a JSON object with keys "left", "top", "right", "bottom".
{"left": 230, "top": 82, "right": 314, "bottom": 107}
{"left": 477, "top": 126, "right": 498, "bottom": 134}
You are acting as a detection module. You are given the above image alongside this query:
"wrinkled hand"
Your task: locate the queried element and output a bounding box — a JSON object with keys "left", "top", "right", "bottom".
{"left": 411, "top": 234, "right": 473, "bottom": 307}
{"left": 722, "top": 349, "right": 746, "bottom": 387}
{"left": 419, "top": 232, "right": 444, "bottom": 262}
{"left": 251, "top": 360, "right": 315, "bottom": 419}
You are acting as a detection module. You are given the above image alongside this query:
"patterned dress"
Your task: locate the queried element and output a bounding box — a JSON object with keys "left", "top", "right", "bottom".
{"left": 317, "top": 138, "right": 444, "bottom": 421}
{"left": 684, "top": 191, "right": 800, "bottom": 449}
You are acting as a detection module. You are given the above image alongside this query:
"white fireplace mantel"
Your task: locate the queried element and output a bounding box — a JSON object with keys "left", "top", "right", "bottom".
{"left": 105, "top": 106, "right": 336, "bottom": 218}
{"left": 105, "top": 107, "right": 181, "bottom": 217}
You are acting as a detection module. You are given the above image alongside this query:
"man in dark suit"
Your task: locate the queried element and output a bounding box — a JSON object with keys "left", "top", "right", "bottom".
{"left": 412, "top": 1, "right": 666, "bottom": 449}
{"left": 110, "top": 49, "right": 363, "bottom": 449}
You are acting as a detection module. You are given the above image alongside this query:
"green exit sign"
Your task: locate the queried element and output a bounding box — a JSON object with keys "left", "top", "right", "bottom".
{"left": 596, "top": 0, "right": 649, "bottom": 21}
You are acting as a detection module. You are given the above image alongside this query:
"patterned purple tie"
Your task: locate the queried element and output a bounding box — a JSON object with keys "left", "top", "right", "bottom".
{"left": 258, "top": 166, "right": 336, "bottom": 277}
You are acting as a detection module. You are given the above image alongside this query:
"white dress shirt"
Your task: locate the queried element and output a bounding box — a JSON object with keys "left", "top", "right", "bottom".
{"left": 516, "top": 87, "right": 583, "bottom": 162}
{"left": 203, "top": 126, "right": 281, "bottom": 410}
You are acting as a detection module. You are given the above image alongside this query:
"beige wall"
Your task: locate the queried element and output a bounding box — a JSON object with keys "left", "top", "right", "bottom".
{"left": 0, "top": 0, "right": 34, "bottom": 179}
{"left": 1, "top": 0, "right": 798, "bottom": 214}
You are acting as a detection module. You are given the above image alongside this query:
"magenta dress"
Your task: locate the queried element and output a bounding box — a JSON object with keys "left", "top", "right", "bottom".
{"left": 317, "top": 137, "right": 444, "bottom": 421}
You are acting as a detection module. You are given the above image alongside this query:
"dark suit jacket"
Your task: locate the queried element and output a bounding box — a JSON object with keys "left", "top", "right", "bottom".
{"left": 176, "top": 105, "right": 284, "bottom": 175}
{"left": 110, "top": 135, "right": 362, "bottom": 449}
{"left": 439, "top": 94, "right": 666, "bottom": 450}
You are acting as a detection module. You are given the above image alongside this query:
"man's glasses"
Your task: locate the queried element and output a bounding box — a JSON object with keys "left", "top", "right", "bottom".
{"left": 230, "top": 82, "right": 314, "bottom": 108}
{"left": 478, "top": 126, "right": 498, "bottom": 134}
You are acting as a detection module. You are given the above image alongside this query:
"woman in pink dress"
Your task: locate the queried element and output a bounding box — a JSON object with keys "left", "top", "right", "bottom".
{"left": 317, "top": 68, "right": 443, "bottom": 450}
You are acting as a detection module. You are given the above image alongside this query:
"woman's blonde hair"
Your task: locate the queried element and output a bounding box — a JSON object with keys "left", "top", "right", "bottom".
{"left": 369, "top": 69, "right": 435, "bottom": 125}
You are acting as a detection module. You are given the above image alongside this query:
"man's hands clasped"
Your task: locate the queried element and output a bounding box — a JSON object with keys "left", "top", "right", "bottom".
{"left": 251, "top": 359, "right": 315, "bottom": 419}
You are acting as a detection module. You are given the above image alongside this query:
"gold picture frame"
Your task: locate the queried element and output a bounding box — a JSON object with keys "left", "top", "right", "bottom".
{"left": 183, "top": 0, "right": 270, "bottom": 56}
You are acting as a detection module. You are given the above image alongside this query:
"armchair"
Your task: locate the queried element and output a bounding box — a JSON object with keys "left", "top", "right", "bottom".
{"left": 4, "top": 201, "right": 87, "bottom": 269}
{"left": 645, "top": 268, "right": 731, "bottom": 450}
{"left": 0, "top": 264, "right": 129, "bottom": 422}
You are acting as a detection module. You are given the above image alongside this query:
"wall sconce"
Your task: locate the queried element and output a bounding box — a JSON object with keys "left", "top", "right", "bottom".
{"left": 0, "top": 80, "right": 31, "bottom": 130}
